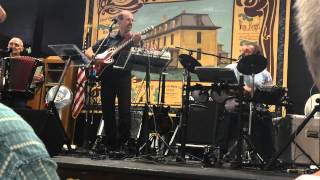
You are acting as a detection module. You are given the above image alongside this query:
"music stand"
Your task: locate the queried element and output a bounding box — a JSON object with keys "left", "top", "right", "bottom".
{"left": 195, "top": 67, "right": 238, "bottom": 84}
{"left": 48, "top": 44, "right": 90, "bottom": 152}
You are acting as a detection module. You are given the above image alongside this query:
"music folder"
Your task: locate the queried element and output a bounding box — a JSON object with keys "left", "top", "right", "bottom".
{"left": 48, "top": 44, "right": 90, "bottom": 66}
{"left": 194, "top": 67, "right": 238, "bottom": 84}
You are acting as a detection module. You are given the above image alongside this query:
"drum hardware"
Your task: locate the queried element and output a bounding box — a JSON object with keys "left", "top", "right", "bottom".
{"left": 191, "top": 67, "right": 241, "bottom": 167}
{"left": 223, "top": 54, "right": 269, "bottom": 168}
{"left": 165, "top": 49, "right": 236, "bottom": 163}
{"left": 237, "top": 54, "right": 268, "bottom": 136}
{"left": 161, "top": 51, "right": 202, "bottom": 161}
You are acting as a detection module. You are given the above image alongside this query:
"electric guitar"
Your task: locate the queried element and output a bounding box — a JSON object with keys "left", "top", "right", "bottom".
{"left": 152, "top": 73, "right": 172, "bottom": 135}
{"left": 94, "top": 26, "right": 154, "bottom": 78}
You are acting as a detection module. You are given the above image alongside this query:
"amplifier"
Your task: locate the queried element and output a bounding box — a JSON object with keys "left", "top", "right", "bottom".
{"left": 73, "top": 107, "right": 144, "bottom": 147}
{"left": 274, "top": 114, "right": 320, "bottom": 164}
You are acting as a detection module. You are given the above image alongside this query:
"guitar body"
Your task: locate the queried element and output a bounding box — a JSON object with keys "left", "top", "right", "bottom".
{"left": 95, "top": 48, "right": 115, "bottom": 77}
{"left": 93, "top": 26, "right": 154, "bottom": 78}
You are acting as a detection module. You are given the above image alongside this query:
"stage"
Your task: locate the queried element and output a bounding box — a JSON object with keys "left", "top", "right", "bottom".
{"left": 54, "top": 155, "right": 298, "bottom": 180}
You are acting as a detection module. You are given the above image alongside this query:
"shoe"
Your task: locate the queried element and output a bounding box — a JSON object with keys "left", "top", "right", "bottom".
{"left": 126, "top": 138, "right": 138, "bottom": 156}
{"left": 109, "top": 150, "right": 126, "bottom": 160}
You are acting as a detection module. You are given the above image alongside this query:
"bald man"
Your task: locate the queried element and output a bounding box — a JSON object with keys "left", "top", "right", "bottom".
{"left": 2, "top": 37, "right": 44, "bottom": 108}
{"left": 85, "top": 10, "right": 141, "bottom": 156}
{"left": 8, "top": 37, "right": 24, "bottom": 57}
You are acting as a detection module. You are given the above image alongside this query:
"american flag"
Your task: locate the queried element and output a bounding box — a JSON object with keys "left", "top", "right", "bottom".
{"left": 71, "top": 67, "right": 87, "bottom": 119}
{"left": 72, "top": 28, "right": 90, "bottom": 119}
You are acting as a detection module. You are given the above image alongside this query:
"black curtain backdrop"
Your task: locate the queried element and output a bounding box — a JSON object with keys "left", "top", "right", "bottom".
{"left": 0, "top": 0, "right": 86, "bottom": 57}
{"left": 287, "top": 0, "right": 317, "bottom": 115}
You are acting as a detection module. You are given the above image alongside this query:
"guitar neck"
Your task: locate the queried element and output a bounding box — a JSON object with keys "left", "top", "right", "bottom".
{"left": 111, "top": 26, "right": 154, "bottom": 57}
{"left": 111, "top": 37, "right": 134, "bottom": 57}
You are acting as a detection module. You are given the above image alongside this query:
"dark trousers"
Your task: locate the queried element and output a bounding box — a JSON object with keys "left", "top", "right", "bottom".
{"left": 100, "top": 69, "right": 131, "bottom": 150}
{"left": 216, "top": 110, "right": 275, "bottom": 161}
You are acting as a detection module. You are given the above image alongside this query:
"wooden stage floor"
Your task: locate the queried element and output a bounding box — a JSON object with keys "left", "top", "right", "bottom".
{"left": 54, "top": 155, "right": 299, "bottom": 180}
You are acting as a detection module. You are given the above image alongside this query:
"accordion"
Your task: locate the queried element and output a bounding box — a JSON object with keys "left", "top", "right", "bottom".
{"left": 0, "top": 56, "right": 43, "bottom": 96}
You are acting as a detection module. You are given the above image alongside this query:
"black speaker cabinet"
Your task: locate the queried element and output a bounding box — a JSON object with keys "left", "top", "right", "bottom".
{"left": 177, "top": 101, "right": 221, "bottom": 145}
{"left": 14, "top": 108, "right": 65, "bottom": 157}
{"left": 74, "top": 107, "right": 144, "bottom": 147}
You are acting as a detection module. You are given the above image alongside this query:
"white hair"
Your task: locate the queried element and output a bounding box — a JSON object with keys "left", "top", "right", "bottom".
{"left": 295, "top": 0, "right": 320, "bottom": 89}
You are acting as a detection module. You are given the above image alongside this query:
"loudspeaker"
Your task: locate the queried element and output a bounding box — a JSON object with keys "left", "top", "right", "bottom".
{"left": 73, "top": 107, "right": 143, "bottom": 147}
{"left": 274, "top": 114, "right": 320, "bottom": 164}
{"left": 14, "top": 108, "right": 65, "bottom": 157}
{"left": 178, "top": 101, "right": 220, "bottom": 145}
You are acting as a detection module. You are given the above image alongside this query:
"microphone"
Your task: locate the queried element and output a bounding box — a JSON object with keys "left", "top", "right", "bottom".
{"left": 111, "top": 17, "right": 118, "bottom": 25}
{"left": 0, "top": 47, "right": 12, "bottom": 57}
{"left": 108, "top": 17, "right": 118, "bottom": 31}
{"left": 237, "top": 54, "right": 244, "bottom": 61}
{"left": 0, "top": 47, "right": 12, "bottom": 53}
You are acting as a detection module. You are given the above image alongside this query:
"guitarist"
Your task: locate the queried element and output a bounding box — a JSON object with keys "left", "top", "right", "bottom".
{"left": 85, "top": 10, "right": 141, "bottom": 155}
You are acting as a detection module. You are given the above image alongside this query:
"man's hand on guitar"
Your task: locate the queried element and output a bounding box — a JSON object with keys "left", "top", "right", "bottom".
{"left": 133, "top": 32, "right": 141, "bottom": 46}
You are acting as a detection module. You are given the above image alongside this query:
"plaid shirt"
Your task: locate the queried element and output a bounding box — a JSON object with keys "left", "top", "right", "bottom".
{"left": 0, "top": 103, "right": 59, "bottom": 180}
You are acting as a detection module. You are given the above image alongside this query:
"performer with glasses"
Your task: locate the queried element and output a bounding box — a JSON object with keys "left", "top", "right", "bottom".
{"left": 85, "top": 10, "right": 141, "bottom": 155}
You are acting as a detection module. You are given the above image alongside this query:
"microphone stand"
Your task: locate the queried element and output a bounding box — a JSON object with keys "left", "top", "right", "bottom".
{"left": 81, "top": 20, "right": 116, "bottom": 151}
{"left": 175, "top": 46, "right": 237, "bottom": 62}
{"left": 91, "top": 19, "right": 117, "bottom": 63}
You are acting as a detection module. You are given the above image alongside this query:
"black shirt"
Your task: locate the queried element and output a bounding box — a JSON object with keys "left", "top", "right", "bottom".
{"left": 92, "top": 32, "right": 134, "bottom": 76}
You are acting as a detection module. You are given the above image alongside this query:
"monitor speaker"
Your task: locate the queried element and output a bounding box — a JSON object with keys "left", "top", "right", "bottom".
{"left": 14, "top": 108, "right": 65, "bottom": 157}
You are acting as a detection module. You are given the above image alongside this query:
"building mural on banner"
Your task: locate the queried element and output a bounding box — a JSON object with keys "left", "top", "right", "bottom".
{"left": 83, "top": 0, "right": 290, "bottom": 107}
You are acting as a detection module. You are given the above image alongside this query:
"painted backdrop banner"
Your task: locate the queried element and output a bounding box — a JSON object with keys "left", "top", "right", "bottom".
{"left": 232, "top": 0, "right": 280, "bottom": 84}
{"left": 82, "top": 0, "right": 290, "bottom": 107}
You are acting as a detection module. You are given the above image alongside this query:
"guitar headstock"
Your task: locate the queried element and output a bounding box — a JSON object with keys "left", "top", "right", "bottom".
{"left": 141, "top": 26, "right": 154, "bottom": 35}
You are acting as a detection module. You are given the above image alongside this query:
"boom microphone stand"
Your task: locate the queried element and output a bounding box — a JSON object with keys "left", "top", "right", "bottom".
{"left": 83, "top": 20, "right": 116, "bottom": 151}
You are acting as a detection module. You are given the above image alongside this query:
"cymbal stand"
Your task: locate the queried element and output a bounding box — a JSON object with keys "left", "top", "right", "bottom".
{"left": 225, "top": 76, "right": 264, "bottom": 167}
{"left": 85, "top": 22, "right": 114, "bottom": 152}
{"left": 177, "top": 63, "right": 193, "bottom": 162}
{"left": 241, "top": 73, "right": 265, "bottom": 165}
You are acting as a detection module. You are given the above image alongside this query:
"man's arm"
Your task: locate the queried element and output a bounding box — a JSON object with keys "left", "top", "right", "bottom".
{"left": 0, "top": 5, "right": 7, "bottom": 23}
{"left": 85, "top": 47, "right": 95, "bottom": 59}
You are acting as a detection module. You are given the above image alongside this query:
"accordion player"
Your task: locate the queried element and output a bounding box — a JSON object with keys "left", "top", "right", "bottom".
{"left": 0, "top": 56, "right": 44, "bottom": 108}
